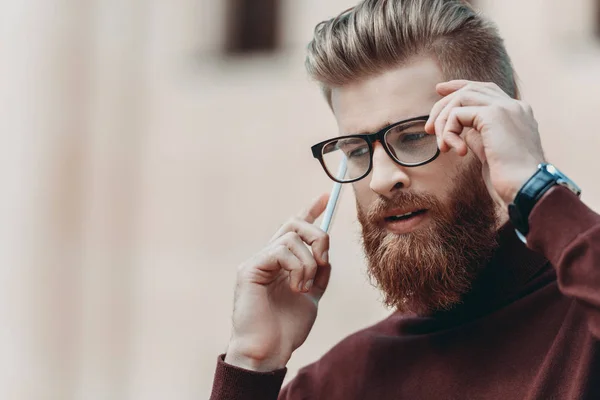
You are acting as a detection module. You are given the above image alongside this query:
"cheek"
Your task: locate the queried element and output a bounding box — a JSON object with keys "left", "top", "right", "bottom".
{"left": 430, "top": 153, "right": 480, "bottom": 202}
{"left": 413, "top": 155, "right": 464, "bottom": 201}
{"left": 352, "top": 180, "right": 375, "bottom": 211}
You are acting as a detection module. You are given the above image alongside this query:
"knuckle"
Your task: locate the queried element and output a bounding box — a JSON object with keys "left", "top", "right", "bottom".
{"left": 465, "top": 82, "right": 477, "bottom": 92}
{"left": 275, "top": 242, "right": 288, "bottom": 252}
{"left": 457, "top": 89, "right": 470, "bottom": 100}
{"left": 282, "top": 231, "right": 300, "bottom": 243}
{"left": 237, "top": 257, "right": 260, "bottom": 279}
{"left": 280, "top": 219, "right": 294, "bottom": 232}
{"left": 315, "top": 230, "right": 329, "bottom": 244}
{"left": 304, "top": 259, "right": 318, "bottom": 272}
{"left": 282, "top": 216, "right": 302, "bottom": 229}
{"left": 270, "top": 243, "right": 288, "bottom": 260}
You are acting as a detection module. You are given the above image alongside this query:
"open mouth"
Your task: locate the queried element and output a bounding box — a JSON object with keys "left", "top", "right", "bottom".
{"left": 384, "top": 209, "right": 428, "bottom": 222}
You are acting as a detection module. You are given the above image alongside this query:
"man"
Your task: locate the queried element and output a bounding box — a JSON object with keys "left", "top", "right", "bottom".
{"left": 211, "top": 0, "right": 600, "bottom": 398}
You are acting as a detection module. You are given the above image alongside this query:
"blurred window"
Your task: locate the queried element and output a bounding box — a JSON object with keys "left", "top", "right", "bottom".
{"left": 225, "top": 0, "right": 280, "bottom": 53}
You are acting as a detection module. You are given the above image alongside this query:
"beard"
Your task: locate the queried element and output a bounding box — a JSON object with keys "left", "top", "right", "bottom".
{"left": 357, "top": 159, "right": 499, "bottom": 316}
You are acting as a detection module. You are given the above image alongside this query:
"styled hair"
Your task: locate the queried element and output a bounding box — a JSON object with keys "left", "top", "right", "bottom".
{"left": 305, "top": 0, "right": 519, "bottom": 105}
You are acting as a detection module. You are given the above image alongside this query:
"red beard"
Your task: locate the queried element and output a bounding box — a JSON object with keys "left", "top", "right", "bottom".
{"left": 357, "top": 160, "right": 499, "bottom": 315}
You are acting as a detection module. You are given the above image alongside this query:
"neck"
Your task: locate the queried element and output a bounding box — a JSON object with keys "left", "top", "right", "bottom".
{"left": 495, "top": 206, "right": 509, "bottom": 231}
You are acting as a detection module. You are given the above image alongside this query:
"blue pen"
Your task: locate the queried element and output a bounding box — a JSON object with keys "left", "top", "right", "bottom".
{"left": 320, "top": 158, "right": 347, "bottom": 233}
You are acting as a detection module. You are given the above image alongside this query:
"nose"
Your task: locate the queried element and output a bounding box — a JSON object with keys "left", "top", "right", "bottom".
{"left": 368, "top": 141, "right": 411, "bottom": 198}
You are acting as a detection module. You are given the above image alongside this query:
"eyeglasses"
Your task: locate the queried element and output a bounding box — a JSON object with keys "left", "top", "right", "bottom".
{"left": 311, "top": 115, "right": 440, "bottom": 183}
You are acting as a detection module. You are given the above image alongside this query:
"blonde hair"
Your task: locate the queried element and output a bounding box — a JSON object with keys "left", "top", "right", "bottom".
{"left": 306, "top": 0, "right": 519, "bottom": 105}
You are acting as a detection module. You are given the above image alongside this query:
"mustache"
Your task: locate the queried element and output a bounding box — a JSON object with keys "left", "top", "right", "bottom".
{"left": 364, "top": 191, "right": 438, "bottom": 223}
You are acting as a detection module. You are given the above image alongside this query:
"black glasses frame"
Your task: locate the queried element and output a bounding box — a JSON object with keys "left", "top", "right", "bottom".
{"left": 310, "top": 115, "right": 440, "bottom": 184}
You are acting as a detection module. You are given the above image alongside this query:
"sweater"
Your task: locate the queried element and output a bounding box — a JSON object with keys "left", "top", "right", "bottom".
{"left": 210, "top": 186, "right": 600, "bottom": 399}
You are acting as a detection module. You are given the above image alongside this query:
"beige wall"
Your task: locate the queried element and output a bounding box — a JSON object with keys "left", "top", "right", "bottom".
{"left": 1, "top": 0, "right": 599, "bottom": 399}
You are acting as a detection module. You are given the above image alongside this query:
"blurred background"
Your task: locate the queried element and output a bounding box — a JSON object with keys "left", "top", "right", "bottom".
{"left": 1, "top": 0, "right": 599, "bottom": 399}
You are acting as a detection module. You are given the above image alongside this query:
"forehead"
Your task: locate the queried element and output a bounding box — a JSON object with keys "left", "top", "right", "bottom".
{"left": 331, "top": 56, "right": 444, "bottom": 135}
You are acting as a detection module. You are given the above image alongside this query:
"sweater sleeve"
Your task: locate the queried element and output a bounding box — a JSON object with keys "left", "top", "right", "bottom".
{"left": 527, "top": 185, "right": 600, "bottom": 338}
{"left": 209, "top": 355, "right": 287, "bottom": 400}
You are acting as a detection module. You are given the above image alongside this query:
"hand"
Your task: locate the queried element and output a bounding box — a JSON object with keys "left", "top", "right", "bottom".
{"left": 425, "top": 80, "right": 546, "bottom": 206}
{"left": 225, "top": 194, "right": 331, "bottom": 372}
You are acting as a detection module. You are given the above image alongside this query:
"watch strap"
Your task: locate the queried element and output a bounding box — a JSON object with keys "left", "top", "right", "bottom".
{"left": 508, "top": 167, "right": 557, "bottom": 236}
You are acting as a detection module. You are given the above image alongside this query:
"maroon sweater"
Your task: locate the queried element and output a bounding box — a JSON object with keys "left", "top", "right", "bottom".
{"left": 210, "top": 187, "right": 600, "bottom": 399}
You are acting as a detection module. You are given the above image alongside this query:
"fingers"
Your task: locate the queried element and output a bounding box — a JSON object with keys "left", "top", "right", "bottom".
{"left": 435, "top": 79, "right": 471, "bottom": 96}
{"left": 299, "top": 193, "right": 329, "bottom": 224}
{"left": 265, "top": 231, "right": 324, "bottom": 294}
{"left": 426, "top": 84, "right": 471, "bottom": 140}
{"left": 435, "top": 92, "right": 490, "bottom": 153}
{"left": 427, "top": 81, "right": 508, "bottom": 134}
{"left": 271, "top": 198, "right": 330, "bottom": 267}
{"left": 444, "top": 106, "right": 477, "bottom": 136}
{"left": 273, "top": 218, "right": 329, "bottom": 263}
{"left": 280, "top": 232, "right": 318, "bottom": 292}
{"left": 435, "top": 80, "right": 507, "bottom": 97}
{"left": 261, "top": 194, "right": 331, "bottom": 295}
{"left": 443, "top": 106, "right": 486, "bottom": 161}
{"left": 271, "top": 243, "right": 307, "bottom": 293}
{"left": 426, "top": 82, "right": 497, "bottom": 154}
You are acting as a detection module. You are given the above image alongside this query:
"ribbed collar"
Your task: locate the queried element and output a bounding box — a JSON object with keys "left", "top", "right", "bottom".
{"left": 462, "top": 221, "right": 549, "bottom": 305}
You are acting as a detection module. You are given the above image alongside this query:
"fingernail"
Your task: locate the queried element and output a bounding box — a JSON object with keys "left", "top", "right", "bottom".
{"left": 322, "top": 251, "right": 329, "bottom": 264}
{"left": 304, "top": 279, "right": 313, "bottom": 291}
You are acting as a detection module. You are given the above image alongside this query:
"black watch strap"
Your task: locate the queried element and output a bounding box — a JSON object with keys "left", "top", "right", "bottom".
{"left": 508, "top": 168, "right": 556, "bottom": 236}
{"left": 508, "top": 164, "right": 581, "bottom": 238}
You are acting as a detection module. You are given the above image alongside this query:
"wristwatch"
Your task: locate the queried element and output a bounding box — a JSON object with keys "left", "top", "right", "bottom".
{"left": 508, "top": 163, "right": 581, "bottom": 242}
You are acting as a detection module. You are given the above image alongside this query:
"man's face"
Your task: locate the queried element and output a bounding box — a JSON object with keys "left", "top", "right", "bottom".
{"left": 331, "top": 56, "right": 500, "bottom": 315}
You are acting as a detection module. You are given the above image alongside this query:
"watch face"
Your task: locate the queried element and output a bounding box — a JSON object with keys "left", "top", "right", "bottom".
{"left": 545, "top": 164, "right": 558, "bottom": 175}
{"left": 542, "top": 164, "right": 582, "bottom": 197}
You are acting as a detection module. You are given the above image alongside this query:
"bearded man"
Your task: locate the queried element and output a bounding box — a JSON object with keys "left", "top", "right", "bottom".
{"left": 210, "top": 1, "right": 600, "bottom": 398}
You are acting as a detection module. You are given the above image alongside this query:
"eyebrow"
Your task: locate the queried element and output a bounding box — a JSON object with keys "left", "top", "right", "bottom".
{"left": 347, "top": 121, "right": 394, "bottom": 136}
{"left": 347, "top": 115, "right": 429, "bottom": 136}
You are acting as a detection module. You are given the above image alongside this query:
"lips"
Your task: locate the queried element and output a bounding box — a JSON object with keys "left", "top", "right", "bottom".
{"left": 381, "top": 208, "right": 429, "bottom": 234}
{"left": 384, "top": 209, "right": 427, "bottom": 222}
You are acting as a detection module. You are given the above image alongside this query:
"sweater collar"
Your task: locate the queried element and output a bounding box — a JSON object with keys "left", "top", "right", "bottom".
{"left": 465, "top": 221, "right": 549, "bottom": 304}
{"left": 397, "top": 221, "right": 550, "bottom": 329}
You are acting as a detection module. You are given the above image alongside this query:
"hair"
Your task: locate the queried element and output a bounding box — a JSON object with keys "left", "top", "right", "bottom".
{"left": 305, "top": 0, "right": 519, "bottom": 106}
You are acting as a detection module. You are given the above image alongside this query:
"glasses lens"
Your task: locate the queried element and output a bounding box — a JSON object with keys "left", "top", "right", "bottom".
{"left": 321, "top": 137, "right": 370, "bottom": 182}
{"left": 385, "top": 119, "right": 437, "bottom": 165}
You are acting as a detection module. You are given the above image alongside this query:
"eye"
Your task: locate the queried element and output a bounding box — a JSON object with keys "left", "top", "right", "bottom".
{"left": 337, "top": 138, "right": 369, "bottom": 159}
{"left": 348, "top": 146, "right": 369, "bottom": 158}
{"left": 400, "top": 132, "right": 427, "bottom": 143}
